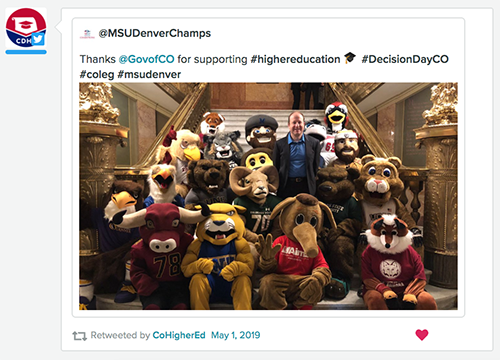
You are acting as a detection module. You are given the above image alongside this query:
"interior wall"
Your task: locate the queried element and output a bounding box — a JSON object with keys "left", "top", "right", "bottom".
{"left": 211, "top": 83, "right": 298, "bottom": 109}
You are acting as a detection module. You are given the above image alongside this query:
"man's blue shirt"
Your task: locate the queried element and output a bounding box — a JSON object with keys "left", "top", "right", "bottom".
{"left": 287, "top": 133, "right": 306, "bottom": 178}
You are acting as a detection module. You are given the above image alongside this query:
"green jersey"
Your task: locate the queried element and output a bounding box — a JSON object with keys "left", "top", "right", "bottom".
{"left": 233, "top": 195, "right": 282, "bottom": 236}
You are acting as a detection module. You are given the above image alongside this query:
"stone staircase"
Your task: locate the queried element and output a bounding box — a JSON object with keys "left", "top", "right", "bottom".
{"left": 96, "top": 270, "right": 457, "bottom": 311}
{"left": 211, "top": 109, "right": 326, "bottom": 153}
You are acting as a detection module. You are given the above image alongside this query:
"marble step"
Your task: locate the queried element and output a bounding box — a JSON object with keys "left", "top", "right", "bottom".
{"left": 95, "top": 284, "right": 456, "bottom": 311}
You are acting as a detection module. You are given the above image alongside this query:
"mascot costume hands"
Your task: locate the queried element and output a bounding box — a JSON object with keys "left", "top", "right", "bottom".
{"left": 113, "top": 202, "right": 210, "bottom": 310}
{"left": 256, "top": 194, "right": 335, "bottom": 310}
{"left": 181, "top": 203, "right": 254, "bottom": 310}
{"left": 361, "top": 215, "right": 437, "bottom": 310}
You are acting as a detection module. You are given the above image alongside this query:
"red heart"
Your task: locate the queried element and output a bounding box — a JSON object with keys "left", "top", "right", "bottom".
{"left": 416, "top": 329, "right": 429, "bottom": 341}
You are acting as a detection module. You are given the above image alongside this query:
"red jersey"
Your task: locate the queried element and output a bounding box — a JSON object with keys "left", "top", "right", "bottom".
{"left": 130, "top": 233, "right": 192, "bottom": 296}
{"left": 274, "top": 235, "right": 329, "bottom": 276}
{"left": 361, "top": 245, "right": 426, "bottom": 295}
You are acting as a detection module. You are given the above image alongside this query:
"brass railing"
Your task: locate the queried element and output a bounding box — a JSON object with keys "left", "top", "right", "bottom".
{"left": 114, "top": 82, "right": 210, "bottom": 179}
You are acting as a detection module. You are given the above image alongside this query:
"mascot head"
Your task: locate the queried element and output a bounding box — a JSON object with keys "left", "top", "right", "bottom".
{"left": 334, "top": 130, "right": 360, "bottom": 164}
{"left": 245, "top": 114, "right": 279, "bottom": 150}
{"left": 240, "top": 147, "right": 273, "bottom": 170}
{"left": 200, "top": 112, "right": 226, "bottom": 136}
{"left": 114, "top": 203, "right": 209, "bottom": 253}
{"left": 170, "top": 129, "right": 201, "bottom": 162}
{"left": 229, "top": 165, "right": 279, "bottom": 205}
{"left": 316, "top": 165, "right": 360, "bottom": 204}
{"left": 271, "top": 194, "right": 336, "bottom": 258}
{"left": 104, "top": 180, "right": 144, "bottom": 221}
{"left": 187, "top": 159, "right": 230, "bottom": 196}
{"left": 366, "top": 214, "right": 412, "bottom": 254}
{"left": 354, "top": 155, "right": 404, "bottom": 206}
{"left": 195, "top": 203, "right": 247, "bottom": 246}
{"left": 324, "top": 101, "right": 349, "bottom": 133}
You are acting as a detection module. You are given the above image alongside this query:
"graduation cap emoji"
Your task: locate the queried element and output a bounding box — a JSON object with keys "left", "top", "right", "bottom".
{"left": 345, "top": 52, "right": 356, "bottom": 64}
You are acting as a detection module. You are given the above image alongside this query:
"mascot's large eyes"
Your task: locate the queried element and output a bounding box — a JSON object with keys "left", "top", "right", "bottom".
{"left": 310, "top": 216, "right": 318, "bottom": 227}
{"left": 226, "top": 210, "right": 235, "bottom": 216}
{"left": 146, "top": 219, "right": 155, "bottom": 229}
{"left": 295, "top": 213, "right": 305, "bottom": 225}
{"left": 259, "top": 156, "right": 266, "bottom": 164}
{"left": 255, "top": 130, "right": 260, "bottom": 134}
{"left": 244, "top": 179, "right": 251, "bottom": 185}
{"left": 180, "top": 140, "right": 188, "bottom": 149}
{"left": 368, "top": 167, "right": 376, "bottom": 175}
{"left": 249, "top": 159, "right": 256, "bottom": 167}
{"left": 202, "top": 165, "right": 210, "bottom": 171}
{"left": 172, "top": 219, "right": 180, "bottom": 228}
{"left": 265, "top": 129, "right": 270, "bottom": 133}
{"left": 382, "top": 168, "right": 391, "bottom": 177}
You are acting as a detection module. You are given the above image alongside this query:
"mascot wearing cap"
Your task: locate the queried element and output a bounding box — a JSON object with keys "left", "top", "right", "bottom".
{"left": 361, "top": 214, "right": 437, "bottom": 310}
{"left": 113, "top": 203, "right": 210, "bottom": 310}
{"left": 256, "top": 194, "right": 335, "bottom": 310}
{"left": 181, "top": 203, "right": 254, "bottom": 310}
{"left": 155, "top": 128, "right": 202, "bottom": 198}
{"left": 324, "top": 101, "right": 349, "bottom": 134}
{"left": 245, "top": 114, "right": 279, "bottom": 152}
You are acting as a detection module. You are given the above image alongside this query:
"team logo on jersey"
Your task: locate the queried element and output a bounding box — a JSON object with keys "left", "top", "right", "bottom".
{"left": 380, "top": 259, "right": 401, "bottom": 279}
{"left": 6, "top": 8, "right": 46, "bottom": 48}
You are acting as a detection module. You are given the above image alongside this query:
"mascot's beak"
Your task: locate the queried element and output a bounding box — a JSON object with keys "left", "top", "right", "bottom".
{"left": 292, "top": 223, "right": 319, "bottom": 258}
{"left": 328, "top": 110, "right": 346, "bottom": 124}
{"left": 153, "top": 167, "right": 174, "bottom": 190}
{"left": 111, "top": 191, "right": 137, "bottom": 209}
{"left": 184, "top": 147, "right": 201, "bottom": 161}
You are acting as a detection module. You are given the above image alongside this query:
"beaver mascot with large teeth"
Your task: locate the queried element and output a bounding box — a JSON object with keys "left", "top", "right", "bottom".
{"left": 256, "top": 194, "right": 335, "bottom": 310}
{"left": 181, "top": 203, "right": 254, "bottom": 310}
{"left": 354, "top": 155, "right": 424, "bottom": 266}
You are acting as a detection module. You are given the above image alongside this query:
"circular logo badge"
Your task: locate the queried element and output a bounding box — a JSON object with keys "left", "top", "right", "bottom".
{"left": 380, "top": 259, "right": 401, "bottom": 279}
{"left": 6, "top": 8, "right": 46, "bottom": 47}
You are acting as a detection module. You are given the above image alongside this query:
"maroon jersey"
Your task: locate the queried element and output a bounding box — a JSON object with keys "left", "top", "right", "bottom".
{"left": 130, "top": 233, "right": 192, "bottom": 296}
{"left": 361, "top": 245, "right": 426, "bottom": 295}
{"left": 274, "top": 235, "right": 329, "bottom": 276}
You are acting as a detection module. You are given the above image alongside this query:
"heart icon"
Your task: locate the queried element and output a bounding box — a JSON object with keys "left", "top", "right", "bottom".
{"left": 416, "top": 329, "right": 429, "bottom": 341}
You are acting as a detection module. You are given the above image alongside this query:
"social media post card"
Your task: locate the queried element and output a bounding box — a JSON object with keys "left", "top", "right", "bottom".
{"left": 61, "top": 8, "right": 492, "bottom": 352}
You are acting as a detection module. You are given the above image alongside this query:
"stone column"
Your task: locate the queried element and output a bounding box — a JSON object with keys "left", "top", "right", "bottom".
{"left": 79, "top": 83, "right": 128, "bottom": 256}
{"left": 414, "top": 83, "right": 458, "bottom": 288}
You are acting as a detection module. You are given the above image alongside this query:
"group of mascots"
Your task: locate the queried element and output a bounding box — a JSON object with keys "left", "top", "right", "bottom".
{"left": 79, "top": 104, "right": 437, "bottom": 311}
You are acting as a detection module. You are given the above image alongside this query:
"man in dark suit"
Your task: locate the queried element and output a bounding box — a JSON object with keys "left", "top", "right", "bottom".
{"left": 273, "top": 111, "right": 321, "bottom": 199}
